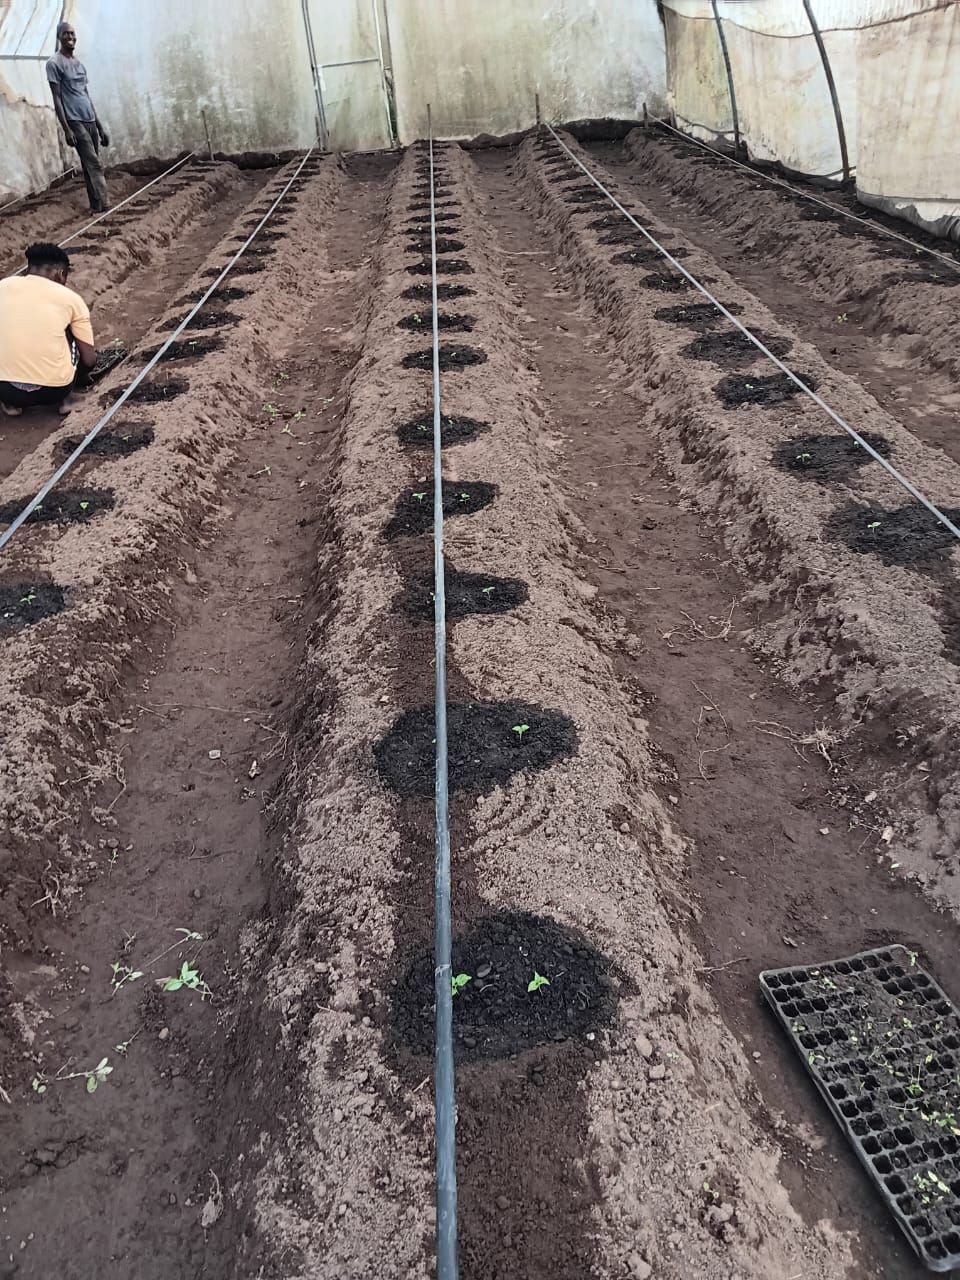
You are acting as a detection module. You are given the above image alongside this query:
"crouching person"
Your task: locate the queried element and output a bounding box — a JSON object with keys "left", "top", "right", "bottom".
{"left": 0, "top": 242, "right": 97, "bottom": 417}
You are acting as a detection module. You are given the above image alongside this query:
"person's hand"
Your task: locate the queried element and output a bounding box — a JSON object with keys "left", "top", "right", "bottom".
{"left": 63, "top": 128, "right": 76, "bottom": 148}
{"left": 98, "top": 126, "right": 110, "bottom": 147}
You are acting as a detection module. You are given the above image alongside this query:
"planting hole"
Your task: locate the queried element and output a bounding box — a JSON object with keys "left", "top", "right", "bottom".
{"left": 392, "top": 910, "right": 617, "bottom": 1060}
{"left": 682, "top": 329, "right": 792, "bottom": 368}
{"left": 714, "top": 371, "right": 817, "bottom": 408}
{"left": 654, "top": 301, "right": 743, "bottom": 328}
{"left": 0, "top": 583, "right": 67, "bottom": 632}
{"left": 403, "top": 283, "right": 475, "bottom": 301}
{"left": 398, "top": 568, "right": 529, "bottom": 619}
{"left": 825, "top": 502, "right": 960, "bottom": 570}
{"left": 396, "top": 414, "right": 489, "bottom": 448}
{"left": 60, "top": 423, "right": 154, "bottom": 457}
{"left": 384, "top": 480, "right": 497, "bottom": 538}
{"left": 612, "top": 247, "right": 689, "bottom": 266}
{"left": 374, "top": 699, "right": 578, "bottom": 797}
{"left": 159, "top": 309, "right": 242, "bottom": 332}
{"left": 140, "top": 336, "right": 224, "bottom": 363}
{"left": 407, "top": 259, "right": 474, "bottom": 276}
{"left": 0, "top": 487, "right": 115, "bottom": 526}
{"left": 397, "top": 312, "right": 475, "bottom": 333}
{"left": 103, "top": 375, "right": 188, "bottom": 405}
{"left": 771, "top": 433, "right": 891, "bottom": 484}
{"left": 405, "top": 238, "right": 465, "bottom": 255}
{"left": 401, "top": 344, "right": 487, "bottom": 372}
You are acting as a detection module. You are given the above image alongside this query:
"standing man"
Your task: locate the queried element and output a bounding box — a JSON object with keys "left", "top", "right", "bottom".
{"left": 46, "top": 22, "right": 110, "bottom": 213}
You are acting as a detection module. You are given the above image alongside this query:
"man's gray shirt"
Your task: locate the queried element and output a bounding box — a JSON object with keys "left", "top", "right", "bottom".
{"left": 46, "top": 53, "right": 96, "bottom": 123}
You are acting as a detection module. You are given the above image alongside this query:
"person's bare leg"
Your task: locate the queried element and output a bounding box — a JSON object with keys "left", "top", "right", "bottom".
{"left": 0, "top": 402, "right": 23, "bottom": 417}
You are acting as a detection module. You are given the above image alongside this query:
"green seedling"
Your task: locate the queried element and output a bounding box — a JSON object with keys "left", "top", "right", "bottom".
{"left": 744, "top": 382, "right": 754, "bottom": 391}
{"left": 821, "top": 977, "right": 837, "bottom": 991}
{"left": 19, "top": 592, "right": 36, "bottom": 605}
{"left": 262, "top": 403, "right": 280, "bottom": 420}
{"left": 412, "top": 491, "right": 427, "bottom": 503}
{"left": 836, "top": 313, "right": 848, "bottom": 323}
{"left": 528, "top": 971, "right": 551, "bottom": 994}
{"left": 413, "top": 314, "right": 423, "bottom": 325}
{"left": 915, "top": 1170, "right": 951, "bottom": 1205}
{"left": 253, "top": 466, "right": 272, "bottom": 477}
{"left": 908, "top": 950, "right": 919, "bottom": 967}
{"left": 702, "top": 1180, "right": 720, "bottom": 1202}
{"left": 292, "top": 410, "right": 306, "bottom": 422}
{"left": 458, "top": 492, "right": 471, "bottom": 502}
{"left": 110, "top": 961, "right": 144, "bottom": 995}
{"left": 79, "top": 501, "right": 90, "bottom": 513}
{"left": 451, "top": 973, "right": 472, "bottom": 997}
{"left": 114, "top": 1031, "right": 141, "bottom": 1057}
{"left": 796, "top": 453, "right": 812, "bottom": 464}
{"left": 512, "top": 724, "right": 530, "bottom": 741}
{"left": 867, "top": 521, "right": 882, "bottom": 530}
{"left": 158, "top": 960, "right": 212, "bottom": 999}
{"left": 481, "top": 586, "right": 496, "bottom": 596}
{"left": 273, "top": 372, "right": 289, "bottom": 389}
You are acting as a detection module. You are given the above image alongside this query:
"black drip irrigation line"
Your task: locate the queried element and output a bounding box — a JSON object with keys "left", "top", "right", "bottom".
{"left": 0, "top": 150, "right": 316, "bottom": 554}
{"left": 542, "top": 124, "right": 960, "bottom": 546}
{"left": 425, "top": 112, "right": 460, "bottom": 1280}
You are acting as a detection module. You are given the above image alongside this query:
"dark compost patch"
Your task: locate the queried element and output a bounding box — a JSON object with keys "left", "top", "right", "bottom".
{"left": 655, "top": 301, "right": 742, "bottom": 328}
{"left": 403, "top": 223, "right": 461, "bottom": 236}
{"left": 398, "top": 567, "right": 529, "bottom": 619}
{"left": 405, "top": 238, "right": 465, "bottom": 255}
{"left": 374, "top": 699, "right": 578, "bottom": 797}
{"left": 772, "top": 433, "right": 891, "bottom": 484}
{"left": 396, "top": 414, "right": 489, "bottom": 448}
{"left": 230, "top": 230, "right": 285, "bottom": 244}
{"left": 761, "top": 945, "right": 960, "bottom": 1272}
{"left": 824, "top": 502, "right": 960, "bottom": 570}
{"left": 392, "top": 911, "right": 617, "bottom": 1061}
{"left": 612, "top": 246, "right": 689, "bottom": 265}
{"left": 406, "top": 259, "right": 474, "bottom": 276}
{"left": 178, "top": 286, "right": 251, "bottom": 306}
{"left": 159, "top": 309, "right": 241, "bottom": 332}
{"left": 102, "top": 376, "right": 188, "bottom": 405}
{"left": 682, "top": 328, "right": 792, "bottom": 368}
{"left": 60, "top": 423, "right": 154, "bottom": 457}
{"left": 401, "top": 344, "right": 487, "bottom": 372}
{"left": 638, "top": 273, "right": 701, "bottom": 293}
{"left": 0, "top": 488, "right": 115, "bottom": 526}
{"left": 224, "top": 261, "right": 268, "bottom": 276}
{"left": 403, "top": 283, "right": 475, "bottom": 302}
{"left": 397, "top": 312, "right": 475, "bottom": 333}
{"left": 140, "top": 335, "right": 224, "bottom": 363}
{"left": 384, "top": 480, "right": 497, "bottom": 539}
{"left": 0, "top": 583, "right": 67, "bottom": 632}
{"left": 715, "top": 371, "right": 817, "bottom": 408}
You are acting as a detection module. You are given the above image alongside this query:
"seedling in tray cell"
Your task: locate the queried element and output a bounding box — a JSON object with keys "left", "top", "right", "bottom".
{"left": 451, "top": 972, "right": 472, "bottom": 997}
{"left": 915, "top": 1170, "right": 951, "bottom": 1206}
{"left": 527, "top": 971, "right": 551, "bottom": 994}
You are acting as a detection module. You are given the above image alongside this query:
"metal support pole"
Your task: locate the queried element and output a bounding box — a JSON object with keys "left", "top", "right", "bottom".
{"left": 643, "top": 100, "right": 648, "bottom": 129}
{"left": 371, "top": 0, "right": 397, "bottom": 146}
{"left": 201, "top": 109, "right": 214, "bottom": 161}
{"left": 301, "top": 0, "right": 329, "bottom": 150}
{"left": 710, "top": 0, "right": 741, "bottom": 157}
{"left": 535, "top": 92, "right": 541, "bottom": 126}
{"left": 802, "top": 0, "right": 851, "bottom": 183}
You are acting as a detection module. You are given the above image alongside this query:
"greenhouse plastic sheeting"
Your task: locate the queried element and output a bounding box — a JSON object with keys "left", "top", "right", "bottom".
{"left": 661, "top": 0, "right": 960, "bottom": 239}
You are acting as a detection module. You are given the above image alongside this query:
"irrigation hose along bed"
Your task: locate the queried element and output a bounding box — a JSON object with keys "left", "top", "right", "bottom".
{"left": 0, "top": 148, "right": 316, "bottom": 554}
{"left": 425, "top": 106, "right": 461, "bottom": 1280}
{"left": 10, "top": 151, "right": 198, "bottom": 278}
{"left": 542, "top": 123, "right": 960, "bottom": 547}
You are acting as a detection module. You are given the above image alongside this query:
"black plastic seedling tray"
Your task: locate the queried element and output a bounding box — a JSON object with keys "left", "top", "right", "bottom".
{"left": 761, "top": 946, "right": 960, "bottom": 1271}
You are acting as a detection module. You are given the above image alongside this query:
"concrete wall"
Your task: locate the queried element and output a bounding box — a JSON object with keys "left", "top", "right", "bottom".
{"left": 388, "top": 0, "right": 667, "bottom": 141}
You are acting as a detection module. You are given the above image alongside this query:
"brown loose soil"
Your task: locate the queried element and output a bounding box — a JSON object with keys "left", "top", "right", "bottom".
{"left": 3, "top": 130, "right": 960, "bottom": 1280}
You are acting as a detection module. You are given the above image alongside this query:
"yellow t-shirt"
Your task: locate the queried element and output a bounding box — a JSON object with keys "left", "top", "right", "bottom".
{"left": 0, "top": 274, "right": 95, "bottom": 387}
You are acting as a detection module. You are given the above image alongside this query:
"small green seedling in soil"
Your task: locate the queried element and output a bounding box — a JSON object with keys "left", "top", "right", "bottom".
{"left": 481, "top": 586, "right": 496, "bottom": 596}
{"left": 33, "top": 1056, "right": 114, "bottom": 1096}
{"left": 744, "top": 382, "right": 754, "bottom": 390}
{"left": 292, "top": 410, "right": 306, "bottom": 422}
{"left": 19, "top": 592, "right": 36, "bottom": 605}
{"left": 79, "top": 501, "right": 90, "bottom": 513}
{"left": 451, "top": 973, "right": 472, "bottom": 997}
{"left": 110, "top": 961, "right": 144, "bottom": 995}
{"left": 836, "top": 313, "right": 848, "bottom": 323}
{"left": 867, "top": 521, "right": 882, "bottom": 530}
{"left": 702, "top": 1180, "right": 720, "bottom": 1202}
{"left": 796, "top": 452, "right": 812, "bottom": 463}
{"left": 114, "top": 1031, "right": 141, "bottom": 1057}
{"left": 512, "top": 724, "right": 530, "bottom": 741}
{"left": 412, "top": 491, "right": 427, "bottom": 503}
{"left": 458, "top": 492, "right": 471, "bottom": 502}
{"left": 528, "top": 971, "right": 551, "bottom": 994}
{"left": 158, "top": 961, "right": 212, "bottom": 999}
{"left": 262, "top": 403, "right": 280, "bottom": 420}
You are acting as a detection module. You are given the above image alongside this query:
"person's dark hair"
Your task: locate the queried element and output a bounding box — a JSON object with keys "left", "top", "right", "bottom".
{"left": 25, "top": 242, "right": 70, "bottom": 271}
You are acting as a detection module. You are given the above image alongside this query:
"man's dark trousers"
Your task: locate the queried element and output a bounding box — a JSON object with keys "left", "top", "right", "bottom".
{"left": 72, "top": 120, "right": 108, "bottom": 211}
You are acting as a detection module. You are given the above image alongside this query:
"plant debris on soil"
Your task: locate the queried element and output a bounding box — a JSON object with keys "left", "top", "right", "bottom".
{"left": 392, "top": 910, "right": 618, "bottom": 1059}
{"left": 374, "top": 699, "right": 578, "bottom": 796}
{"left": 384, "top": 479, "right": 498, "bottom": 538}
{"left": 0, "top": 487, "right": 115, "bottom": 525}
{"left": 398, "top": 567, "right": 529, "bottom": 618}
{"left": 682, "top": 328, "right": 792, "bottom": 367}
{"left": 397, "top": 312, "right": 476, "bottom": 333}
{"left": 771, "top": 432, "right": 891, "bottom": 483}
{"left": 714, "top": 370, "right": 818, "bottom": 407}
{"left": 762, "top": 945, "right": 960, "bottom": 1271}
{"left": 825, "top": 502, "right": 960, "bottom": 569}
{"left": 401, "top": 344, "right": 488, "bottom": 371}
{"left": 0, "top": 582, "right": 67, "bottom": 631}
{"left": 396, "top": 414, "right": 490, "bottom": 448}
{"left": 60, "top": 424, "right": 155, "bottom": 457}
